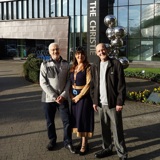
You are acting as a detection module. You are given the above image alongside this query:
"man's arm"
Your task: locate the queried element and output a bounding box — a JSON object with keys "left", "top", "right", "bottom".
{"left": 39, "top": 62, "right": 59, "bottom": 101}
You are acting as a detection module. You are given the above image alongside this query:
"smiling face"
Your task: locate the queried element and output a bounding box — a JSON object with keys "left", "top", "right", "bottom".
{"left": 75, "top": 52, "right": 85, "bottom": 64}
{"left": 48, "top": 43, "right": 60, "bottom": 61}
{"left": 96, "top": 43, "right": 109, "bottom": 62}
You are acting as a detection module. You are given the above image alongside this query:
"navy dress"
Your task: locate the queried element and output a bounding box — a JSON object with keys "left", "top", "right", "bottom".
{"left": 70, "top": 67, "right": 94, "bottom": 137}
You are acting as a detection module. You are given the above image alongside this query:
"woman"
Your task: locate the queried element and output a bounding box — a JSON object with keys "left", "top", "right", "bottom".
{"left": 69, "top": 47, "right": 94, "bottom": 155}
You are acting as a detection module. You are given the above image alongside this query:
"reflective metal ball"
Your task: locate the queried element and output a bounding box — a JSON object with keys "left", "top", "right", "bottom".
{"left": 104, "top": 15, "right": 116, "bottom": 28}
{"left": 119, "top": 57, "right": 129, "bottom": 69}
{"left": 111, "top": 38, "right": 123, "bottom": 47}
{"left": 113, "top": 26, "right": 126, "bottom": 38}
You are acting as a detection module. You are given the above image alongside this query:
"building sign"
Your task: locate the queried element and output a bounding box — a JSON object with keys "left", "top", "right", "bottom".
{"left": 87, "top": 0, "right": 99, "bottom": 63}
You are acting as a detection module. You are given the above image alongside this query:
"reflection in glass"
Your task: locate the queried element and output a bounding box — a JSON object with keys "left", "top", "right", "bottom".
{"left": 40, "top": 0, "right": 44, "bottom": 17}
{"left": 34, "top": 0, "right": 37, "bottom": 18}
{"left": 141, "top": 39, "right": 153, "bottom": 60}
{"left": 129, "top": 0, "right": 140, "bottom": 5}
{"left": 141, "top": 4, "right": 154, "bottom": 38}
{"left": 142, "top": 0, "right": 154, "bottom": 4}
{"left": 69, "top": 0, "right": 74, "bottom": 15}
{"left": 117, "top": 6, "right": 128, "bottom": 28}
{"left": 63, "top": 0, "right": 68, "bottom": 16}
{"left": 129, "top": 5, "right": 140, "bottom": 38}
{"left": 82, "top": 16, "right": 87, "bottom": 32}
{"left": 23, "top": 0, "right": 27, "bottom": 19}
{"left": 82, "top": 0, "right": 87, "bottom": 15}
{"left": 8, "top": 2, "right": 11, "bottom": 19}
{"left": 118, "top": 0, "right": 128, "bottom": 6}
{"left": 75, "top": 16, "right": 80, "bottom": 32}
{"left": 28, "top": 0, "right": 32, "bottom": 18}
{"left": 153, "top": 39, "right": 160, "bottom": 61}
{"left": 75, "top": 0, "right": 80, "bottom": 15}
{"left": 51, "top": 0, "right": 55, "bottom": 17}
{"left": 45, "top": 0, "right": 49, "bottom": 17}
{"left": 128, "top": 39, "right": 140, "bottom": 60}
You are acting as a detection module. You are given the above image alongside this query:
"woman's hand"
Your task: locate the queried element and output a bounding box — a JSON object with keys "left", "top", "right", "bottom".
{"left": 72, "top": 96, "right": 80, "bottom": 103}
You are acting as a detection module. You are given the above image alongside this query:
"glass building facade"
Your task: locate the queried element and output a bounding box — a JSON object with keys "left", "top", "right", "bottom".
{"left": 111, "top": 0, "right": 160, "bottom": 61}
{"left": 0, "top": 0, "right": 160, "bottom": 62}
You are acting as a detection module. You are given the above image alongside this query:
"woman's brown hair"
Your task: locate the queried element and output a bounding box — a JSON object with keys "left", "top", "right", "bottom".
{"left": 70, "top": 47, "right": 90, "bottom": 72}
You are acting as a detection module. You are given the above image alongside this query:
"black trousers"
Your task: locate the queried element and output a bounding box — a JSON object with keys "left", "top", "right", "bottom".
{"left": 43, "top": 101, "right": 72, "bottom": 146}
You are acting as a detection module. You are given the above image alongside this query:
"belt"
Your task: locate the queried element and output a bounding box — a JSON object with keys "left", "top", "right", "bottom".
{"left": 72, "top": 85, "right": 85, "bottom": 89}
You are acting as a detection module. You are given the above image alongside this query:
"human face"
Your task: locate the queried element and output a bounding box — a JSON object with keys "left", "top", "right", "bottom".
{"left": 96, "top": 44, "right": 108, "bottom": 62}
{"left": 49, "top": 44, "right": 60, "bottom": 61}
{"left": 75, "top": 52, "right": 85, "bottom": 64}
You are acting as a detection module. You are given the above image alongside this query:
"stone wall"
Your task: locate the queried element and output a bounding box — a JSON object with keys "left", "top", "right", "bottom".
{"left": 0, "top": 17, "right": 69, "bottom": 59}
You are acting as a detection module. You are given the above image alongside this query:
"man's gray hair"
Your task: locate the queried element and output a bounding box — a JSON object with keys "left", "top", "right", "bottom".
{"left": 48, "top": 42, "right": 59, "bottom": 50}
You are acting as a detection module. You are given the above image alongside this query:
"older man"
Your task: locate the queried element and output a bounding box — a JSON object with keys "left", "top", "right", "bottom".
{"left": 39, "top": 43, "right": 75, "bottom": 153}
{"left": 90, "top": 43, "right": 128, "bottom": 160}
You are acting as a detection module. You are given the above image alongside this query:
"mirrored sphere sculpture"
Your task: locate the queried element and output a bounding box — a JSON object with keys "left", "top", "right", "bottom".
{"left": 104, "top": 15, "right": 116, "bottom": 28}
{"left": 119, "top": 57, "right": 129, "bottom": 69}
{"left": 111, "top": 38, "right": 123, "bottom": 48}
{"left": 113, "top": 26, "right": 126, "bottom": 38}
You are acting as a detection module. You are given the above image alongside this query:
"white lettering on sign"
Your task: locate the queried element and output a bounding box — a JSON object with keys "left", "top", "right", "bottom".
{"left": 89, "top": 1, "right": 97, "bottom": 55}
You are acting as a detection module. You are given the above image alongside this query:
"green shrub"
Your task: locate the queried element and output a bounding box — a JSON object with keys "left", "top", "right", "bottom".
{"left": 23, "top": 53, "right": 43, "bottom": 83}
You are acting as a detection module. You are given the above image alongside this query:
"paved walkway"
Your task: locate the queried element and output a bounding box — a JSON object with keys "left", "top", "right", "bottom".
{"left": 0, "top": 60, "right": 160, "bottom": 160}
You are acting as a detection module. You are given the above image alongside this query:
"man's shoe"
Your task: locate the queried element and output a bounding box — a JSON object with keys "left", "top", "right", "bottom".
{"left": 65, "top": 144, "right": 76, "bottom": 154}
{"left": 94, "top": 149, "right": 113, "bottom": 158}
{"left": 46, "top": 142, "right": 56, "bottom": 151}
{"left": 119, "top": 157, "right": 128, "bottom": 160}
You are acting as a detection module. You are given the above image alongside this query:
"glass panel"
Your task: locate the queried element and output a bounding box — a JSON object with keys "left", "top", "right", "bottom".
{"left": 51, "top": 0, "right": 55, "bottom": 16}
{"left": 34, "top": 0, "right": 37, "bottom": 18}
{"left": 63, "top": 0, "right": 67, "bottom": 16}
{"left": 82, "top": 32, "right": 87, "bottom": 49}
{"left": 8, "top": 2, "right": 11, "bottom": 19}
{"left": 142, "top": 0, "right": 154, "bottom": 4}
{"left": 155, "top": 0, "right": 160, "bottom": 3}
{"left": 45, "top": 0, "right": 49, "bottom": 17}
{"left": 70, "top": 15, "right": 74, "bottom": 32}
{"left": 75, "top": 15, "right": 80, "bottom": 32}
{"left": 141, "top": 4, "right": 154, "bottom": 38}
{"left": 141, "top": 39, "right": 153, "bottom": 61}
{"left": 129, "top": 5, "right": 140, "bottom": 38}
{"left": 128, "top": 39, "right": 140, "bottom": 61}
{"left": 117, "top": 6, "right": 128, "bottom": 28}
{"left": 113, "top": 7, "right": 118, "bottom": 19}
{"left": 118, "top": 0, "right": 128, "bottom": 6}
{"left": 23, "top": 0, "right": 27, "bottom": 19}
{"left": 129, "top": 0, "right": 140, "bottom": 5}
{"left": 76, "top": 33, "right": 80, "bottom": 47}
{"left": 82, "top": 0, "right": 87, "bottom": 15}
{"left": 18, "top": 1, "right": 22, "bottom": 19}
{"left": 56, "top": 0, "right": 61, "bottom": 16}
{"left": 69, "top": 0, "right": 74, "bottom": 15}
{"left": 3, "top": 3, "right": 6, "bottom": 20}
{"left": 114, "top": 0, "right": 118, "bottom": 6}
{"left": 40, "top": 0, "right": 43, "bottom": 17}
{"left": 13, "top": 1, "right": 16, "bottom": 19}
{"left": 82, "top": 15, "right": 87, "bottom": 32}
{"left": 28, "top": 0, "right": 32, "bottom": 18}
{"left": 153, "top": 38, "right": 160, "bottom": 61}
{"left": 75, "top": 0, "right": 80, "bottom": 15}
{"left": 154, "top": 2, "right": 160, "bottom": 38}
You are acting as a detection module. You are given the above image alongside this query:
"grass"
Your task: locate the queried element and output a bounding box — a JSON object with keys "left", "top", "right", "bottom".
{"left": 125, "top": 68, "right": 160, "bottom": 74}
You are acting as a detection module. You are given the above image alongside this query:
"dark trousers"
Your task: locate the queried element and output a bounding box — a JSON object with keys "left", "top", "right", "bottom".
{"left": 98, "top": 105, "right": 128, "bottom": 158}
{"left": 43, "top": 101, "right": 72, "bottom": 146}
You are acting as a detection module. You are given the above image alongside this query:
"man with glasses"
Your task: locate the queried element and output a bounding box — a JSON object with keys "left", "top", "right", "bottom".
{"left": 39, "top": 43, "right": 75, "bottom": 154}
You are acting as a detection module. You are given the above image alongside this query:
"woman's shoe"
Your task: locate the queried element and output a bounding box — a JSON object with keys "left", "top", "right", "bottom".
{"left": 79, "top": 144, "right": 89, "bottom": 156}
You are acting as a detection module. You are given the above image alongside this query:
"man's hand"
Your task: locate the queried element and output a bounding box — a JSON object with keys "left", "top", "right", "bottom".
{"left": 56, "top": 96, "right": 65, "bottom": 104}
{"left": 93, "top": 104, "right": 98, "bottom": 112}
{"left": 116, "top": 105, "right": 123, "bottom": 112}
